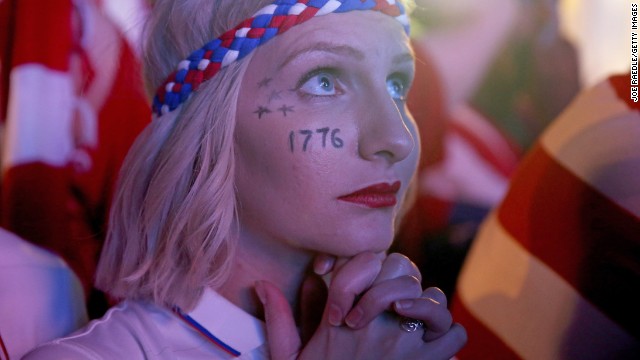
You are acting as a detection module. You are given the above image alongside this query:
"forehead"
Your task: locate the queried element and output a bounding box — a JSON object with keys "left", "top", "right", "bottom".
{"left": 253, "top": 10, "right": 412, "bottom": 70}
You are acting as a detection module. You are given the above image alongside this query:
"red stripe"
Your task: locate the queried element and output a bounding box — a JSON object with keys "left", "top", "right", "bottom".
{"left": 497, "top": 144, "right": 640, "bottom": 338}
{"left": 11, "top": 0, "right": 74, "bottom": 71}
{"left": 609, "top": 73, "right": 640, "bottom": 111}
{"left": 451, "top": 294, "right": 521, "bottom": 359}
{"left": 0, "top": 331, "right": 9, "bottom": 360}
{"left": 0, "top": 0, "right": 15, "bottom": 121}
{"left": 406, "top": 40, "right": 447, "bottom": 168}
{"left": 449, "top": 121, "right": 518, "bottom": 178}
{"left": 298, "top": 6, "right": 319, "bottom": 22}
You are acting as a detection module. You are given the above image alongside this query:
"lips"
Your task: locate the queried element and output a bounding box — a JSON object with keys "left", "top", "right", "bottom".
{"left": 338, "top": 181, "right": 401, "bottom": 208}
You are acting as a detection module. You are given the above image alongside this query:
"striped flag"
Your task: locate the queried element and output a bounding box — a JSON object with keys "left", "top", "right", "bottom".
{"left": 452, "top": 74, "right": 640, "bottom": 359}
{"left": 0, "top": 0, "right": 150, "bottom": 298}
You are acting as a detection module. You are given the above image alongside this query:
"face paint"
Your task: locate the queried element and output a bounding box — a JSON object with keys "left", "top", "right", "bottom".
{"left": 277, "top": 105, "right": 294, "bottom": 116}
{"left": 234, "top": 11, "right": 418, "bottom": 257}
{"left": 253, "top": 105, "right": 272, "bottom": 119}
{"left": 288, "top": 127, "right": 343, "bottom": 153}
{"left": 257, "top": 77, "right": 273, "bottom": 88}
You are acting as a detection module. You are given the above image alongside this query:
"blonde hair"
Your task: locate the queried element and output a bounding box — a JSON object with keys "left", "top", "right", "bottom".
{"left": 95, "top": 0, "right": 273, "bottom": 310}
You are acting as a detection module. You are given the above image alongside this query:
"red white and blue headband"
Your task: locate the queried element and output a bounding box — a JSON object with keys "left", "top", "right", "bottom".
{"left": 152, "top": 0, "right": 410, "bottom": 117}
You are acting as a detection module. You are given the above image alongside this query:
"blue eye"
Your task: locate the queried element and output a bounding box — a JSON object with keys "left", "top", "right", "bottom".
{"left": 386, "top": 77, "right": 407, "bottom": 101}
{"left": 300, "top": 72, "right": 337, "bottom": 96}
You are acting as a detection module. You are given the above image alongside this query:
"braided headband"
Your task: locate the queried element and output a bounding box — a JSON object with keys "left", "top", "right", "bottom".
{"left": 152, "top": 0, "right": 410, "bottom": 117}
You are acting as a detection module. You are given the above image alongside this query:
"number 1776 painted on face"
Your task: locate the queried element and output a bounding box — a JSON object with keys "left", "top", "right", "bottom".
{"left": 289, "top": 127, "right": 344, "bottom": 153}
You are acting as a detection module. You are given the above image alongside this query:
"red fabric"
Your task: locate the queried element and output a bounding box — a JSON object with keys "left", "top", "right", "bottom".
{"left": 498, "top": 144, "right": 640, "bottom": 338}
{"left": 451, "top": 293, "right": 521, "bottom": 360}
{"left": 0, "top": 0, "right": 13, "bottom": 121}
{"left": 452, "top": 74, "right": 640, "bottom": 358}
{"left": 0, "top": 331, "right": 9, "bottom": 360}
{"left": 610, "top": 73, "right": 640, "bottom": 111}
{"left": 10, "top": 0, "right": 74, "bottom": 71}
{"left": 406, "top": 41, "right": 447, "bottom": 169}
{"left": 0, "top": 0, "right": 149, "bottom": 298}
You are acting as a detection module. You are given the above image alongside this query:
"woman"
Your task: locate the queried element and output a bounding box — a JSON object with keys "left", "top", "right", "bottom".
{"left": 25, "top": 0, "right": 466, "bottom": 358}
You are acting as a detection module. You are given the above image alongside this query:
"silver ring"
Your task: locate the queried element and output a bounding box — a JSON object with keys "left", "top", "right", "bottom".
{"left": 399, "top": 317, "right": 425, "bottom": 332}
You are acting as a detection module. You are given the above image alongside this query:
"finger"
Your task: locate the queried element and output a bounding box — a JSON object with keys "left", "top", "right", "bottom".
{"left": 313, "top": 253, "right": 336, "bottom": 276}
{"left": 419, "top": 323, "right": 468, "bottom": 360}
{"left": 324, "top": 252, "right": 382, "bottom": 326}
{"left": 375, "top": 253, "right": 421, "bottom": 284}
{"left": 330, "top": 251, "right": 384, "bottom": 273}
{"left": 299, "top": 274, "right": 328, "bottom": 344}
{"left": 423, "top": 287, "right": 447, "bottom": 308}
{"left": 393, "top": 297, "right": 453, "bottom": 341}
{"left": 345, "top": 275, "right": 422, "bottom": 329}
{"left": 256, "top": 280, "right": 301, "bottom": 360}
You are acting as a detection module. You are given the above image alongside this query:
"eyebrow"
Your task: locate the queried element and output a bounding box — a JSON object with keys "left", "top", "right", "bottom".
{"left": 392, "top": 52, "right": 415, "bottom": 66}
{"left": 278, "top": 42, "right": 366, "bottom": 70}
{"left": 277, "top": 41, "right": 415, "bottom": 73}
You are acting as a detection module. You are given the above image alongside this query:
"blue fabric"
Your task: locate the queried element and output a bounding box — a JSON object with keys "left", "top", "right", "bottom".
{"left": 152, "top": 0, "right": 409, "bottom": 116}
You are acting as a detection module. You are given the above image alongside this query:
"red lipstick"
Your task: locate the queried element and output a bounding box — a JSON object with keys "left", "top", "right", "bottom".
{"left": 338, "top": 181, "right": 401, "bottom": 208}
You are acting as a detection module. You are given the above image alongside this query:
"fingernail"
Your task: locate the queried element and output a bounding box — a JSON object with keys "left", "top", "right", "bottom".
{"left": 255, "top": 281, "right": 267, "bottom": 306}
{"left": 328, "top": 303, "right": 343, "bottom": 326}
{"left": 315, "top": 259, "right": 331, "bottom": 275}
{"left": 395, "top": 299, "right": 414, "bottom": 310}
{"left": 345, "top": 307, "right": 363, "bottom": 328}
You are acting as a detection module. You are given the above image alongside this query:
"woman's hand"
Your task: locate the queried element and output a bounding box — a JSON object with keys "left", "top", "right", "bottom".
{"left": 255, "top": 252, "right": 467, "bottom": 359}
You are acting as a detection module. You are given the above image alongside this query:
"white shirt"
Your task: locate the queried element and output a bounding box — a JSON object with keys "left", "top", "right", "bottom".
{"left": 23, "top": 288, "right": 268, "bottom": 359}
{"left": 0, "top": 228, "right": 88, "bottom": 359}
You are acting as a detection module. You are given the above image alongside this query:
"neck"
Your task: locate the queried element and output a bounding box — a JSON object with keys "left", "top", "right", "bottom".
{"left": 218, "top": 229, "right": 314, "bottom": 319}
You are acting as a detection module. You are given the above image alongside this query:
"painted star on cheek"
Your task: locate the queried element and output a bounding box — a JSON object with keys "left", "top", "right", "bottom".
{"left": 257, "top": 77, "right": 273, "bottom": 88}
{"left": 278, "top": 105, "right": 294, "bottom": 116}
{"left": 254, "top": 106, "right": 272, "bottom": 119}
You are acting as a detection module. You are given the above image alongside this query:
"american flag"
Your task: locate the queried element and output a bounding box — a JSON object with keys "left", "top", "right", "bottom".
{"left": 451, "top": 74, "right": 640, "bottom": 359}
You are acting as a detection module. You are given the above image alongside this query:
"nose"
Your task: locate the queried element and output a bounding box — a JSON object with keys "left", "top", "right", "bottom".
{"left": 358, "top": 91, "right": 415, "bottom": 164}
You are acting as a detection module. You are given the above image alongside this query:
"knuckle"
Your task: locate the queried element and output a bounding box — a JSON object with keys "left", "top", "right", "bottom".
{"left": 399, "top": 275, "right": 422, "bottom": 294}
{"left": 451, "top": 323, "right": 468, "bottom": 346}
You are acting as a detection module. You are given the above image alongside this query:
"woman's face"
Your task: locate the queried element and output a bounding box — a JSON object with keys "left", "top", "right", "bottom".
{"left": 234, "top": 10, "right": 419, "bottom": 257}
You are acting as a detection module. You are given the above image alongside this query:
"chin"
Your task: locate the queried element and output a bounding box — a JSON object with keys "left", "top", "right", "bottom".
{"left": 324, "top": 228, "right": 394, "bottom": 257}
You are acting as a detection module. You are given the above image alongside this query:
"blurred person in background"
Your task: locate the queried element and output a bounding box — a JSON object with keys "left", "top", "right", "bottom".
{"left": 0, "top": 227, "right": 87, "bottom": 359}
{"left": 0, "top": 0, "right": 150, "bottom": 318}
{"left": 394, "top": 0, "right": 580, "bottom": 298}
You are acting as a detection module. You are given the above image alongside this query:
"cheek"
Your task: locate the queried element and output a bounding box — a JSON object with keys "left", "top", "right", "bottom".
{"left": 405, "top": 116, "right": 421, "bottom": 173}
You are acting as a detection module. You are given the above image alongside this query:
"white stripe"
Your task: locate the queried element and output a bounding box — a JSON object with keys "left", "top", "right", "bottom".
{"left": 316, "top": 0, "right": 342, "bottom": 16}
{"left": 457, "top": 212, "right": 637, "bottom": 359}
{"left": 189, "top": 289, "right": 266, "bottom": 354}
{"left": 2, "top": 65, "right": 75, "bottom": 170}
{"left": 177, "top": 60, "right": 190, "bottom": 71}
{"left": 395, "top": 14, "right": 409, "bottom": 28}
{"left": 253, "top": 4, "right": 277, "bottom": 17}
{"left": 197, "top": 59, "right": 210, "bottom": 71}
{"left": 221, "top": 50, "right": 239, "bottom": 67}
{"left": 288, "top": 3, "right": 307, "bottom": 15}
{"left": 235, "top": 27, "right": 250, "bottom": 38}
{"left": 540, "top": 80, "right": 640, "bottom": 217}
